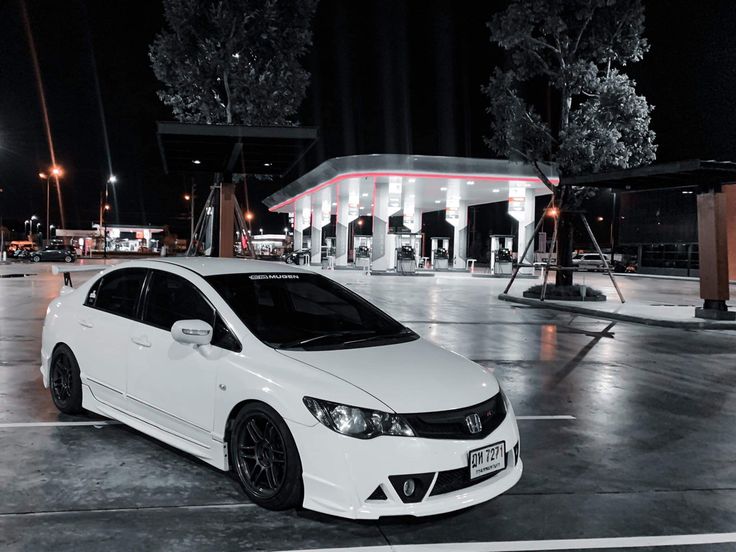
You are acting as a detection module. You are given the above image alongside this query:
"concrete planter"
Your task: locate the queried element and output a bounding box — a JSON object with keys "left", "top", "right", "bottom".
{"left": 522, "top": 291, "right": 607, "bottom": 302}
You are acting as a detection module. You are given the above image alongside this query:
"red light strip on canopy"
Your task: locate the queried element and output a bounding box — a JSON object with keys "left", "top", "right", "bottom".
{"left": 268, "top": 171, "right": 559, "bottom": 212}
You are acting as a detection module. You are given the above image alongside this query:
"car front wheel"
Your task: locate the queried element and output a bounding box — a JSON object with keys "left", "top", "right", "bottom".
{"left": 64, "top": 255, "right": 73, "bottom": 263}
{"left": 49, "top": 345, "right": 83, "bottom": 414}
{"left": 31, "top": 255, "right": 41, "bottom": 263}
{"left": 230, "top": 403, "right": 303, "bottom": 510}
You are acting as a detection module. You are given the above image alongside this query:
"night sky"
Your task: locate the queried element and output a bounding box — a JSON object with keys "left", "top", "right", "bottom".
{"left": 1, "top": 0, "right": 735, "bottom": 238}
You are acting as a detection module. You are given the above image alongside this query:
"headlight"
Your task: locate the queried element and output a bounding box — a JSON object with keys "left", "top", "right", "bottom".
{"left": 303, "top": 397, "right": 415, "bottom": 439}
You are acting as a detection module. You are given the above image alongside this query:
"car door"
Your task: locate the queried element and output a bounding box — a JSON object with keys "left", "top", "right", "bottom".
{"left": 76, "top": 267, "right": 147, "bottom": 409}
{"left": 126, "top": 269, "right": 238, "bottom": 447}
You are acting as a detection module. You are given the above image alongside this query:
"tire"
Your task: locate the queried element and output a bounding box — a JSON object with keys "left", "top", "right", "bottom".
{"left": 64, "top": 255, "right": 73, "bottom": 263}
{"left": 229, "top": 402, "right": 303, "bottom": 510}
{"left": 31, "top": 255, "right": 41, "bottom": 263}
{"left": 285, "top": 256, "right": 294, "bottom": 264}
{"left": 49, "top": 344, "right": 83, "bottom": 414}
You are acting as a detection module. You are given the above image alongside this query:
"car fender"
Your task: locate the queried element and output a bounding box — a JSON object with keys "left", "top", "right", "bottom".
{"left": 212, "top": 348, "right": 391, "bottom": 443}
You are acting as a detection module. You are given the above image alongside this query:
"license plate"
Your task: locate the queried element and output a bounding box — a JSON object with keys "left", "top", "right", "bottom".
{"left": 468, "top": 441, "right": 506, "bottom": 480}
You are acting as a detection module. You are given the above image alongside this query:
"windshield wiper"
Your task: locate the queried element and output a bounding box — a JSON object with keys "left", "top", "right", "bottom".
{"left": 341, "top": 328, "right": 415, "bottom": 346}
{"left": 278, "top": 330, "right": 377, "bottom": 349}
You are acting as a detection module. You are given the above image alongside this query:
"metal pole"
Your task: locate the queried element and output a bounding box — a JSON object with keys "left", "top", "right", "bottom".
{"left": 540, "top": 211, "right": 559, "bottom": 302}
{"left": 190, "top": 181, "right": 196, "bottom": 241}
{"left": 103, "top": 181, "right": 108, "bottom": 260}
{"left": 580, "top": 213, "right": 625, "bottom": 303}
{"left": 46, "top": 176, "right": 50, "bottom": 245}
{"left": 502, "top": 196, "right": 554, "bottom": 295}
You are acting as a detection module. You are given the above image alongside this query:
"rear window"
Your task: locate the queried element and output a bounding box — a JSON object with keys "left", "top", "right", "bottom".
{"left": 92, "top": 268, "right": 147, "bottom": 318}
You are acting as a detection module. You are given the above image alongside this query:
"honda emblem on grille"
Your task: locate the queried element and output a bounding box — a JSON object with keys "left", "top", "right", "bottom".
{"left": 465, "top": 413, "right": 482, "bottom": 434}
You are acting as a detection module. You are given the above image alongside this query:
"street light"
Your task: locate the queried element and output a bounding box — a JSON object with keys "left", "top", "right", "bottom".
{"left": 40, "top": 169, "right": 61, "bottom": 242}
{"left": 102, "top": 175, "right": 116, "bottom": 259}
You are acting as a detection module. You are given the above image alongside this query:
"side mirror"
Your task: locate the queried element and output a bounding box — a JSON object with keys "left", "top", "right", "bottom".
{"left": 171, "top": 319, "right": 213, "bottom": 346}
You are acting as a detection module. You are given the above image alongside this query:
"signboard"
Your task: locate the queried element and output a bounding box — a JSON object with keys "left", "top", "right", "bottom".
{"left": 348, "top": 186, "right": 360, "bottom": 219}
{"left": 445, "top": 193, "right": 460, "bottom": 222}
{"left": 388, "top": 176, "right": 402, "bottom": 210}
{"left": 403, "top": 195, "right": 415, "bottom": 227}
{"left": 321, "top": 198, "right": 331, "bottom": 227}
{"left": 301, "top": 207, "right": 311, "bottom": 229}
{"left": 508, "top": 186, "right": 526, "bottom": 212}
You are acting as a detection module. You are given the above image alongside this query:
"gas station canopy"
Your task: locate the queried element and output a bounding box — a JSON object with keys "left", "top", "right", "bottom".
{"left": 264, "top": 154, "right": 559, "bottom": 272}
{"left": 156, "top": 122, "right": 319, "bottom": 176}
{"left": 264, "top": 154, "right": 558, "bottom": 214}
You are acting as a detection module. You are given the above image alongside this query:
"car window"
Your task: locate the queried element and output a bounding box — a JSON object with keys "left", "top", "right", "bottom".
{"left": 93, "top": 268, "right": 148, "bottom": 318}
{"left": 143, "top": 271, "right": 215, "bottom": 330}
{"left": 86, "top": 278, "right": 102, "bottom": 306}
{"left": 142, "top": 270, "right": 241, "bottom": 352}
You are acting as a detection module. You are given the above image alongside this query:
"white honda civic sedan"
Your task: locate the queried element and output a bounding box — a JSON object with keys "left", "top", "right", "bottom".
{"left": 41, "top": 258, "right": 522, "bottom": 519}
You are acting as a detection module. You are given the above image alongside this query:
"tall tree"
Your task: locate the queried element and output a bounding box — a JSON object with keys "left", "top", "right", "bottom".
{"left": 150, "top": 0, "right": 318, "bottom": 126}
{"left": 485, "top": 0, "right": 656, "bottom": 285}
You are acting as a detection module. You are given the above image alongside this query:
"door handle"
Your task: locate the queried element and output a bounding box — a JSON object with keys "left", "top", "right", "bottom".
{"left": 78, "top": 319, "right": 94, "bottom": 328}
{"left": 131, "top": 335, "right": 152, "bottom": 348}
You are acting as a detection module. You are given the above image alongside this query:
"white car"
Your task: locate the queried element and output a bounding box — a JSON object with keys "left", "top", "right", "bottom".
{"left": 41, "top": 258, "right": 522, "bottom": 519}
{"left": 572, "top": 252, "right": 611, "bottom": 271}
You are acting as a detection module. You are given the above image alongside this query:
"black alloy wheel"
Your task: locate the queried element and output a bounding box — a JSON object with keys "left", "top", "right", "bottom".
{"left": 49, "top": 345, "right": 83, "bottom": 414}
{"left": 31, "top": 255, "right": 40, "bottom": 263}
{"left": 230, "top": 403, "right": 303, "bottom": 510}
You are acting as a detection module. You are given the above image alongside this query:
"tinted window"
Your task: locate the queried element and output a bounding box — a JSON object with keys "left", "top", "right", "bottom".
{"left": 86, "top": 278, "right": 102, "bottom": 306}
{"left": 206, "top": 272, "right": 416, "bottom": 350}
{"left": 94, "top": 268, "right": 147, "bottom": 318}
{"left": 143, "top": 271, "right": 214, "bottom": 330}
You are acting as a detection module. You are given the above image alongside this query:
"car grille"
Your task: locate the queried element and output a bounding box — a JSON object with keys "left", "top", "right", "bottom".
{"left": 403, "top": 393, "right": 506, "bottom": 440}
{"left": 429, "top": 451, "right": 513, "bottom": 496}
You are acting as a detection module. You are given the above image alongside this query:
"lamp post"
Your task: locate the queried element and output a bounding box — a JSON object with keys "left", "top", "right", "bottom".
{"left": 40, "top": 167, "right": 62, "bottom": 245}
{"left": 28, "top": 215, "right": 38, "bottom": 242}
{"left": 184, "top": 189, "right": 194, "bottom": 242}
{"left": 103, "top": 175, "right": 116, "bottom": 259}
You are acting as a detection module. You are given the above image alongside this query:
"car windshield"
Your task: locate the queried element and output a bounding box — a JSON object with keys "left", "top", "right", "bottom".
{"left": 205, "top": 272, "right": 418, "bottom": 350}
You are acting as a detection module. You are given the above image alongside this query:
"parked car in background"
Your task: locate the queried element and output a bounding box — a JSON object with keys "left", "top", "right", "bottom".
{"left": 7, "top": 241, "right": 36, "bottom": 256}
{"left": 30, "top": 244, "right": 76, "bottom": 263}
{"left": 572, "top": 252, "right": 611, "bottom": 271}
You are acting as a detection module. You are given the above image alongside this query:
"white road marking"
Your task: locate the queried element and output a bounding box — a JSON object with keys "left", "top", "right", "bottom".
{"left": 274, "top": 532, "right": 736, "bottom": 552}
{"left": 0, "top": 420, "right": 120, "bottom": 428}
{"left": 0, "top": 417, "right": 575, "bottom": 429}
{"left": 0, "top": 502, "right": 257, "bottom": 518}
{"left": 516, "top": 415, "right": 576, "bottom": 420}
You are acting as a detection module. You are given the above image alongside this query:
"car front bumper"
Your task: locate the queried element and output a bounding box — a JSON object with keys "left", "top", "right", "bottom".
{"left": 288, "top": 411, "right": 522, "bottom": 519}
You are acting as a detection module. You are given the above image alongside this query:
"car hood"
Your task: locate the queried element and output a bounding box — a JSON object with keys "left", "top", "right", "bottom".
{"left": 276, "top": 337, "right": 499, "bottom": 413}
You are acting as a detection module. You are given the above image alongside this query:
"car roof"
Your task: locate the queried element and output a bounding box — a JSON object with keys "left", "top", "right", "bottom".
{"left": 147, "top": 257, "right": 308, "bottom": 277}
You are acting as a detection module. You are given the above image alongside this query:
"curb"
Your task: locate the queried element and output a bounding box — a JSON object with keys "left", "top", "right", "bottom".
{"left": 498, "top": 293, "right": 736, "bottom": 330}
{"left": 619, "top": 272, "right": 736, "bottom": 285}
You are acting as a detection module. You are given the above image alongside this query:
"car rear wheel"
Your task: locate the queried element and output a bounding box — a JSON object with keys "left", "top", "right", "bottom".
{"left": 64, "top": 255, "right": 73, "bottom": 263}
{"left": 49, "top": 345, "right": 83, "bottom": 414}
{"left": 230, "top": 403, "right": 303, "bottom": 510}
{"left": 31, "top": 255, "right": 40, "bottom": 263}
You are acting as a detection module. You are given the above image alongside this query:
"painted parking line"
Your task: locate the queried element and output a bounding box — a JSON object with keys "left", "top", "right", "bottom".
{"left": 0, "top": 502, "right": 257, "bottom": 518}
{"left": 0, "top": 420, "right": 121, "bottom": 428}
{"left": 516, "top": 415, "right": 576, "bottom": 420}
{"left": 275, "top": 532, "right": 736, "bottom": 552}
{"left": 0, "top": 416, "right": 575, "bottom": 429}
